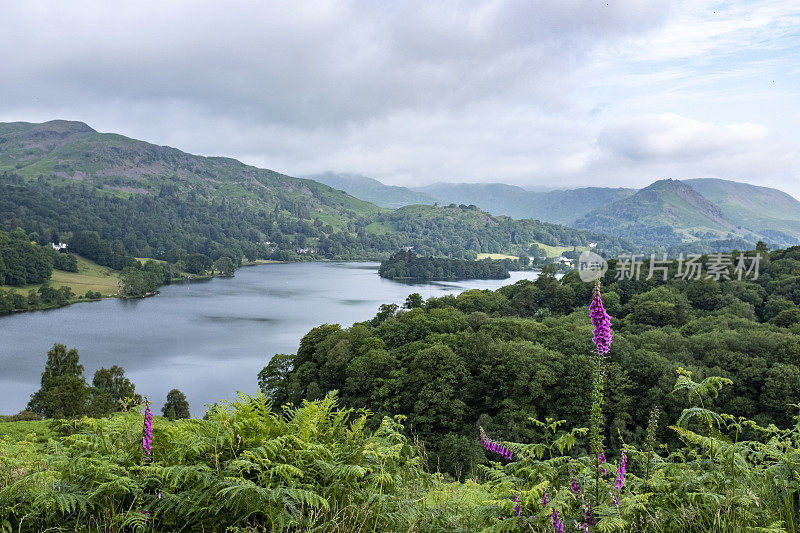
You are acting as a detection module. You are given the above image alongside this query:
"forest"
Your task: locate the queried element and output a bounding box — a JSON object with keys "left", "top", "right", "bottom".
{"left": 0, "top": 172, "right": 628, "bottom": 265}
{"left": 378, "top": 250, "right": 515, "bottom": 280}
{"left": 261, "top": 245, "right": 800, "bottom": 477}
{"left": 0, "top": 228, "right": 64, "bottom": 286}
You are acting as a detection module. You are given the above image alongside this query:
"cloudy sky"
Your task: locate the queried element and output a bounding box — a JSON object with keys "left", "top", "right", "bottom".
{"left": 2, "top": 0, "right": 799, "bottom": 195}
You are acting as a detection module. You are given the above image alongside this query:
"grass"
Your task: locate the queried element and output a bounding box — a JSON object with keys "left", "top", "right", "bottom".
{"left": 241, "top": 259, "right": 283, "bottom": 265}
{"left": 529, "top": 241, "right": 589, "bottom": 258}
{"left": 476, "top": 253, "right": 518, "bottom": 260}
{"left": 364, "top": 221, "right": 392, "bottom": 235}
{"left": 0, "top": 420, "right": 52, "bottom": 448}
{"left": 0, "top": 255, "right": 121, "bottom": 297}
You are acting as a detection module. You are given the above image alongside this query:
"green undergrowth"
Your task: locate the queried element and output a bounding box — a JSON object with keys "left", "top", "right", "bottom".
{"left": 2, "top": 385, "right": 800, "bottom": 532}
{"left": 0, "top": 420, "right": 51, "bottom": 449}
{"left": 0, "top": 393, "right": 497, "bottom": 532}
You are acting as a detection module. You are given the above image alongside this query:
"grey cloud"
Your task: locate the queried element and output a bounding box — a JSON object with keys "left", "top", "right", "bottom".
{"left": 1, "top": 0, "right": 798, "bottom": 199}
{"left": 1, "top": 0, "right": 667, "bottom": 129}
{"left": 597, "top": 113, "right": 768, "bottom": 161}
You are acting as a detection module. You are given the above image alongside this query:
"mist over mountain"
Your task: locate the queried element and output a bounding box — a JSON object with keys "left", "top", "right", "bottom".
{"left": 308, "top": 172, "right": 437, "bottom": 209}
{"left": 414, "top": 182, "right": 637, "bottom": 225}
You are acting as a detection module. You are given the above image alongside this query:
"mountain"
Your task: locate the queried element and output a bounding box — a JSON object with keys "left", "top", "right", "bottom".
{"left": 414, "top": 182, "right": 636, "bottom": 224}
{"left": 308, "top": 172, "right": 436, "bottom": 209}
{"left": 0, "top": 120, "right": 626, "bottom": 261}
{"left": 572, "top": 179, "right": 776, "bottom": 251}
{"left": 684, "top": 178, "right": 800, "bottom": 243}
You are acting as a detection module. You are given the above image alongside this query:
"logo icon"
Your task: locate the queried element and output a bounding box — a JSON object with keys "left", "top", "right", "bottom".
{"left": 578, "top": 251, "right": 607, "bottom": 282}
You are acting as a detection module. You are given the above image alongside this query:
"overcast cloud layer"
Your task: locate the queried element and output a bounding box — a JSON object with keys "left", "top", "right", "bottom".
{"left": 1, "top": 0, "right": 799, "bottom": 196}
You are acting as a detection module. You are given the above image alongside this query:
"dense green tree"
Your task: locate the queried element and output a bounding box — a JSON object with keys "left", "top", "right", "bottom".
{"left": 379, "top": 251, "right": 510, "bottom": 281}
{"left": 257, "top": 353, "right": 296, "bottom": 406}
{"left": 162, "top": 389, "right": 190, "bottom": 420}
{"left": 262, "top": 244, "right": 800, "bottom": 475}
{"left": 50, "top": 250, "right": 78, "bottom": 272}
{"left": 774, "top": 307, "right": 800, "bottom": 328}
{"left": 761, "top": 363, "right": 800, "bottom": 427}
{"left": 403, "top": 293, "right": 424, "bottom": 309}
{"left": 213, "top": 256, "right": 236, "bottom": 276}
{"left": 119, "top": 268, "right": 147, "bottom": 297}
{"left": 92, "top": 365, "right": 139, "bottom": 411}
{"left": 27, "top": 344, "right": 91, "bottom": 418}
{"left": 185, "top": 253, "right": 212, "bottom": 274}
{"left": 0, "top": 229, "right": 53, "bottom": 285}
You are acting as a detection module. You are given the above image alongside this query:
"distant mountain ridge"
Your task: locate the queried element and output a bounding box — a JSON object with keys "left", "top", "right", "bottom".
{"left": 5, "top": 119, "right": 797, "bottom": 258}
{"left": 414, "top": 182, "right": 637, "bottom": 224}
{"left": 308, "top": 172, "right": 437, "bottom": 209}
{"left": 0, "top": 120, "right": 381, "bottom": 219}
{"left": 314, "top": 172, "right": 800, "bottom": 251}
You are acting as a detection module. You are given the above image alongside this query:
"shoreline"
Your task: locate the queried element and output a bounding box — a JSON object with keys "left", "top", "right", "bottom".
{"left": 0, "top": 258, "right": 369, "bottom": 316}
{"left": 1, "top": 259, "right": 549, "bottom": 316}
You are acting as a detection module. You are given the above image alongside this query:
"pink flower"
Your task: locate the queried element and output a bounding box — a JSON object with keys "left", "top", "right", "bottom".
{"left": 589, "top": 284, "right": 613, "bottom": 355}
{"left": 479, "top": 427, "right": 513, "bottom": 460}
{"left": 614, "top": 452, "right": 627, "bottom": 491}
{"left": 142, "top": 400, "right": 153, "bottom": 456}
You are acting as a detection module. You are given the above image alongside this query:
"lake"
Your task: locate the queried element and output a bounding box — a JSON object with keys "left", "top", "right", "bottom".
{"left": 0, "top": 262, "right": 540, "bottom": 415}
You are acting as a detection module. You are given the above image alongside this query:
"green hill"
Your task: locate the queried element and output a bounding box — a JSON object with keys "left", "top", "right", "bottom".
{"left": 309, "top": 172, "right": 437, "bottom": 209}
{"left": 684, "top": 178, "right": 800, "bottom": 243}
{"left": 0, "top": 120, "right": 381, "bottom": 221}
{"left": 573, "top": 179, "right": 770, "bottom": 250}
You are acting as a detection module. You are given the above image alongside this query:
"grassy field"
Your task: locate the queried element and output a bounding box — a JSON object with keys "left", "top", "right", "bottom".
{"left": 364, "top": 221, "right": 393, "bottom": 235}
{"left": 0, "top": 255, "right": 121, "bottom": 297}
{"left": 529, "top": 241, "right": 589, "bottom": 258}
{"left": 242, "top": 259, "right": 284, "bottom": 266}
{"left": 476, "top": 253, "right": 518, "bottom": 260}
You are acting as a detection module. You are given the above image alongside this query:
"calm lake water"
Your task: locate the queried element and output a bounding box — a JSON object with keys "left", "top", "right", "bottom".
{"left": 0, "top": 262, "right": 540, "bottom": 415}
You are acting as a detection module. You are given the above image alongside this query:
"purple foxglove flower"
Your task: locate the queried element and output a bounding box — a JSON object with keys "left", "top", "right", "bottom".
{"left": 598, "top": 451, "right": 607, "bottom": 474}
{"left": 478, "top": 427, "right": 513, "bottom": 459}
{"left": 541, "top": 491, "right": 547, "bottom": 507}
{"left": 551, "top": 508, "right": 564, "bottom": 533}
{"left": 570, "top": 477, "right": 580, "bottom": 498}
{"left": 589, "top": 284, "right": 613, "bottom": 355}
{"left": 614, "top": 452, "right": 627, "bottom": 491}
{"left": 584, "top": 507, "right": 596, "bottom": 525}
{"left": 142, "top": 400, "right": 153, "bottom": 456}
{"left": 512, "top": 495, "right": 520, "bottom": 516}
